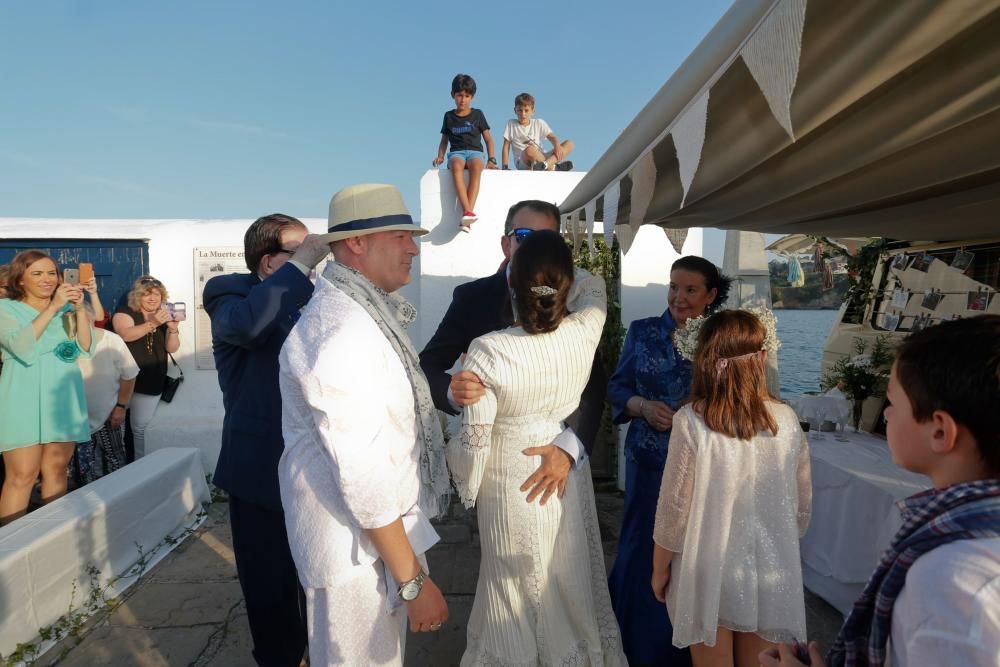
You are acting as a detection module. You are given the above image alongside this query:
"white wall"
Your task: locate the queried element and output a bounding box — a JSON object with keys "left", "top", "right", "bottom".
{"left": 415, "top": 169, "right": 586, "bottom": 349}
{"left": 0, "top": 216, "right": 327, "bottom": 473}
{"left": 2, "top": 186, "right": 704, "bottom": 479}
{"left": 621, "top": 225, "right": 703, "bottom": 326}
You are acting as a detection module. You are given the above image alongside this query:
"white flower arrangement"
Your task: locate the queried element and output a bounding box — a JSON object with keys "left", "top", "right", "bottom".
{"left": 673, "top": 306, "right": 781, "bottom": 362}
{"left": 847, "top": 354, "right": 873, "bottom": 368}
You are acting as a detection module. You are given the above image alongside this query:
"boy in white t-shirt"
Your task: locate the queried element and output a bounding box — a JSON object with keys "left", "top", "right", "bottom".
{"left": 501, "top": 93, "right": 574, "bottom": 172}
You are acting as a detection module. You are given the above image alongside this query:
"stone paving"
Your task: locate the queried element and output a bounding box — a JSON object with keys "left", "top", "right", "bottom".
{"left": 43, "top": 490, "right": 844, "bottom": 666}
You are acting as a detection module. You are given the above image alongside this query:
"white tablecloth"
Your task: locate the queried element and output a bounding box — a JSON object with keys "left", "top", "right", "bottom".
{"left": 0, "top": 448, "right": 210, "bottom": 657}
{"left": 792, "top": 395, "right": 851, "bottom": 430}
{"left": 800, "top": 431, "right": 930, "bottom": 614}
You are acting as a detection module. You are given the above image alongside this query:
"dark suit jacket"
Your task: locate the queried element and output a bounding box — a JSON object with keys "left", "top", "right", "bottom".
{"left": 419, "top": 270, "right": 607, "bottom": 455}
{"left": 204, "top": 263, "right": 314, "bottom": 511}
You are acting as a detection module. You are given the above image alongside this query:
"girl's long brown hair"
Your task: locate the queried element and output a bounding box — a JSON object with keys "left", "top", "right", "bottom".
{"left": 690, "top": 310, "right": 778, "bottom": 440}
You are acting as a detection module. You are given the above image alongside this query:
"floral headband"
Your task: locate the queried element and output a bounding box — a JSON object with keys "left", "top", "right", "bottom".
{"left": 675, "top": 306, "right": 781, "bottom": 365}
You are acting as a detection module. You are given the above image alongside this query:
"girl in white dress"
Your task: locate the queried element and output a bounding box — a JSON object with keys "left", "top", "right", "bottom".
{"left": 447, "top": 230, "right": 627, "bottom": 666}
{"left": 652, "top": 310, "right": 812, "bottom": 667}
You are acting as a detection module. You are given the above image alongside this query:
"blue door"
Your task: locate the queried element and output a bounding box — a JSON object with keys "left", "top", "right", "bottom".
{"left": 0, "top": 240, "right": 149, "bottom": 318}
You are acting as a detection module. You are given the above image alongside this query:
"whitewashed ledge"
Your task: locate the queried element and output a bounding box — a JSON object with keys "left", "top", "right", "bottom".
{"left": 0, "top": 447, "right": 210, "bottom": 658}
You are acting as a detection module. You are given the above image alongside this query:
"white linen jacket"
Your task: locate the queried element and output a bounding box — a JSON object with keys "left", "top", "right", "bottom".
{"left": 278, "top": 276, "right": 438, "bottom": 589}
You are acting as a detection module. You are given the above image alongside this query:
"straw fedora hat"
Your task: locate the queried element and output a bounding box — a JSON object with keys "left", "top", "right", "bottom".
{"left": 318, "top": 183, "right": 428, "bottom": 243}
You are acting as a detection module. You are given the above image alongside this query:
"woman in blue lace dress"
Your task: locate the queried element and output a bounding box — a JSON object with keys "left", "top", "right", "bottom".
{"left": 607, "top": 255, "right": 730, "bottom": 666}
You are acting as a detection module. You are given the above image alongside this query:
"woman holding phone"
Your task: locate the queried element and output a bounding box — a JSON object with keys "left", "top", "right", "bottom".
{"left": 0, "top": 250, "right": 93, "bottom": 525}
{"left": 112, "top": 276, "right": 180, "bottom": 459}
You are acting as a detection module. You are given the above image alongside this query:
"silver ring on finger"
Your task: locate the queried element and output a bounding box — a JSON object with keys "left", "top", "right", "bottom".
{"left": 431, "top": 622, "right": 442, "bottom": 630}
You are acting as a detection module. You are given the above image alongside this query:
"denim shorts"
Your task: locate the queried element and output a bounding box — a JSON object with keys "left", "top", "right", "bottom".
{"left": 447, "top": 150, "right": 486, "bottom": 166}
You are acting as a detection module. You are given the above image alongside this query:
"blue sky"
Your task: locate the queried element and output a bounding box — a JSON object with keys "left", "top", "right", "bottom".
{"left": 1, "top": 0, "right": 737, "bottom": 262}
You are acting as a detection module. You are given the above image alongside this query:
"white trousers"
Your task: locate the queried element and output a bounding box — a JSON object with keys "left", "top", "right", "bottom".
{"left": 128, "top": 393, "right": 161, "bottom": 458}
{"left": 306, "top": 562, "right": 407, "bottom": 666}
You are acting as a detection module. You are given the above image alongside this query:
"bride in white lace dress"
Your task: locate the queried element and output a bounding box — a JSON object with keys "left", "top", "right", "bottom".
{"left": 447, "top": 230, "right": 627, "bottom": 666}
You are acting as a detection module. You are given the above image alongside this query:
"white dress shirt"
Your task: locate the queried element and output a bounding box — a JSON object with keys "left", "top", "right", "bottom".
{"left": 890, "top": 537, "right": 1000, "bottom": 666}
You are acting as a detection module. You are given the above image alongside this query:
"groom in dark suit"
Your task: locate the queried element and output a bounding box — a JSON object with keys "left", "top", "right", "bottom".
{"left": 420, "top": 200, "right": 607, "bottom": 503}
{"left": 204, "top": 214, "right": 330, "bottom": 667}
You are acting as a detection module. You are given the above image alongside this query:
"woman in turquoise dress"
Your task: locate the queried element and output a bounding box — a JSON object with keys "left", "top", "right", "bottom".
{"left": 0, "top": 250, "right": 92, "bottom": 525}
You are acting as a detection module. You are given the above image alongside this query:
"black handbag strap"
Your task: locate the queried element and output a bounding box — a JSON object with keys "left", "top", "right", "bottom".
{"left": 168, "top": 352, "right": 185, "bottom": 379}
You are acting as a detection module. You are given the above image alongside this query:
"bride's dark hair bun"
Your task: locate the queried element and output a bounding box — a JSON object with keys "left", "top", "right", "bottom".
{"left": 509, "top": 230, "right": 573, "bottom": 334}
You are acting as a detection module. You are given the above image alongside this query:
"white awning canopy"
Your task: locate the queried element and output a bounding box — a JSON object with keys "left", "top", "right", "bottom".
{"left": 560, "top": 0, "right": 1000, "bottom": 252}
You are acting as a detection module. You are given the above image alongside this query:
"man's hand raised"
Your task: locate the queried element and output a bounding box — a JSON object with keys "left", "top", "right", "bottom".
{"left": 291, "top": 234, "right": 333, "bottom": 270}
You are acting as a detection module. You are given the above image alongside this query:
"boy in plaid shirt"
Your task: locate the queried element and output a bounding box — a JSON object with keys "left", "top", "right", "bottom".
{"left": 763, "top": 315, "right": 1000, "bottom": 667}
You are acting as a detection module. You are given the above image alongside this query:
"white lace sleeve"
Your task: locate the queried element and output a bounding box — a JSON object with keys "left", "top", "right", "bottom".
{"left": 653, "top": 409, "right": 698, "bottom": 552}
{"left": 796, "top": 431, "right": 813, "bottom": 537}
{"left": 446, "top": 340, "right": 498, "bottom": 508}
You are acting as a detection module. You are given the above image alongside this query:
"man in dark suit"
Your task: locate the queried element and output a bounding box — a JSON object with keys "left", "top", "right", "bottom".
{"left": 204, "top": 214, "right": 330, "bottom": 667}
{"left": 420, "top": 200, "right": 607, "bottom": 503}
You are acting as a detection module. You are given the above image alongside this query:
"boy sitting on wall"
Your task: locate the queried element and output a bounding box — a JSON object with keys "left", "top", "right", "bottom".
{"left": 501, "top": 92, "right": 574, "bottom": 172}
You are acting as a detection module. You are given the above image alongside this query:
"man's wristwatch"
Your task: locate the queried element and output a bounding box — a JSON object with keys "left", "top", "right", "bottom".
{"left": 487, "top": 156, "right": 497, "bottom": 164}
{"left": 115, "top": 403, "right": 128, "bottom": 410}
{"left": 397, "top": 571, "right": 426, "bottom": 601}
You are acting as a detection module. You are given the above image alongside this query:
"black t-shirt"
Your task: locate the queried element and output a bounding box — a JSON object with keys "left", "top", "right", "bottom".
{"left": 440, "top": 109, "right": 489, "bottom": 152}
{"left": 116, "top": 307, "right": 168, "bottom": 396}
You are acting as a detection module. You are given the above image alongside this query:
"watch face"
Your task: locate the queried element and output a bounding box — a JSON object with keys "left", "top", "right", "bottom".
{"left": 400, "top": 581, "right": 420, "bottom": 601}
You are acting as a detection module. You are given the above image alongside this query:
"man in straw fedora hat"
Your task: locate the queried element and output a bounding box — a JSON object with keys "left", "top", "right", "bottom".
{"left": 278, "top": 183, "right": 449, "bottom": 665}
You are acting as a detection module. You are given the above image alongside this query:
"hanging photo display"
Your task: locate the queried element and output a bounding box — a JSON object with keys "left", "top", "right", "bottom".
{"left": 882, "top": 311, "right": 900, "bottom": 332}
{"left": 968, "top": 290, "right": 992, "bottom": 312}
{"left": 890, "top": 288, "right": 911, "bottom": 309}
{"left": 951, "top": 249, "right": 975, "bottom": 272}
{"left": 910, "top": 253, "right": 935, "bottom": 273}
{"left": 890, "top": 253, "right": 909, "bottom": 271}
{"left": 910, "top": 313, "right": 932, "bottom": 332}
{"left": 921, "top": 289, "right": 944, "bottom": 310}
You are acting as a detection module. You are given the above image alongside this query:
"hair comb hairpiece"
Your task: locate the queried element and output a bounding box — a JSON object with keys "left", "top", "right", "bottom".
{"left": 715, "top": 350, "right": 763, "bottom": 381}
{"left": 530, "top": 286, "right": 558, "bottom": 296}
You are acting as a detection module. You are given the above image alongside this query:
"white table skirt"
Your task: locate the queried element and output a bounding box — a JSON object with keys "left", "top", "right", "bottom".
{"left": 0, "top": 448, "right": 210, "bottom": 657}
{"left": 800, "top": 431, "right": 930, "bottom": 613}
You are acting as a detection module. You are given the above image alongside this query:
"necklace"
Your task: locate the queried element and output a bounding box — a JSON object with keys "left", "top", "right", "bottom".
{"left": 143, "top": 315, "right": 155, "bottom": 354}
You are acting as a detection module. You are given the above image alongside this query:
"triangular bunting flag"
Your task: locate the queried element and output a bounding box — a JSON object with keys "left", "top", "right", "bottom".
{"left": 628, "top": 152, "right": 657, "bottom": 229}
{"left": 663, "top": 227, "right": 689, "bottom": 254}
{"left": 602, "top": 182, "right": 619, "bottom": 248}
{"left": 584, "top": 199, "right": 597, "bottom": 259}
{"left": 615, "top": 223, "right": 637, "bottom": 256}
{"left": 740, "top": 0, "right": 807, "bottom": 140}
{"left": 670, "top": 91, "right": 709, "bottom": 208}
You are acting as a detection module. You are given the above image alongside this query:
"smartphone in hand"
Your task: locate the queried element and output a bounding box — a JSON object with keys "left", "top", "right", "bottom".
{"left": 79, "top": 263, "right": 94, "bottom": 284}
{"left": 63, "top": 268, "right": 80, "bottom": 285}
{"left": 166, "top": 302, "right": 187, "bottom": 322}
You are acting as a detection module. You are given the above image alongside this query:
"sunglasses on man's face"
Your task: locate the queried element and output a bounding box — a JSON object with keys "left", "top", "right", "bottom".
{"left": 508, "top": 228, "right": 534, "bottom": 242}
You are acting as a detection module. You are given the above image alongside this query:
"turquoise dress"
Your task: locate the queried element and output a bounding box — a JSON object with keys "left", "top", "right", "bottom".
{"left": 0, "top": 299, "right": 92, "bottom": 451}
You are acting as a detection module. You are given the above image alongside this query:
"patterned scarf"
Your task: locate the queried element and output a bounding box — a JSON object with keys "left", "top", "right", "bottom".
{"left": 827, "top": 479, "right": 1000, "bottom": 666}
{"left": 323, "top": 262, "right": 451, "bottom": 518}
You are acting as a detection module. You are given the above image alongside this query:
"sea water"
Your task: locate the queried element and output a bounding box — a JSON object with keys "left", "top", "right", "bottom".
{"left": 775, "top": 309, "right": 840, "bottom": 399}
